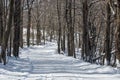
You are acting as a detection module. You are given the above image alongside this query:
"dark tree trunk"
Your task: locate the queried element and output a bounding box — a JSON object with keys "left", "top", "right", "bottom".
{"left": 0, "top": 0, "right": 4, "bottom": 62}
{"left": 13, "top": 0, "right": 21, "bottom": 57}
{"left": 82, "top": 0, "right": 90, "bottom": 61}
{"left": 0, "top": 0, "right": 3, "bottom": 46}
{"left": 20, "top": 1, "right": 24, "bottom": 48}
{"left": 57, "top": 0, "right": 62, "bottom": 54}
{"left": 61, "top": 24, "right": 66, "bottom": 52}
{"left": 26, "top": 0, "right": 35, "bottom": 47}
{"left": 105, "top": 3, "right": 111, "bottom": 65}
{"left": 73, "top": 0, "right": 76, "bottom": 58}
{"left": 66, "top": 0, "right": 75, "bottom": 57}
{"left": 116, "top": 0, "right": 120, "bottom": 62}
{"left": 1, "top": 0, "right": 14, "bottom": 65}
{"left": 27, "top": 9, "right": 31, "bottom": 47}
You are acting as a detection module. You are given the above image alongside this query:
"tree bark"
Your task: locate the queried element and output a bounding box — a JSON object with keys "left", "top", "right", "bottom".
{"left": 57, "top": 0, "right": 62, "bottom": 54}
{"left": 82, "top": 0, "right": 90, "bottom": 61}
{"left": 116, "top": 0, "right": 120, "bottom": 62}
{"left": 1, "top": 0, "right": 14, "bottom": 65}
{"left": 13, "top": 0, "right": 21, "bottom": 57}
{"left": 105, "top": 3, "right": 111, "bottom": 65}
{"left": 0, "top": 0, "right": 3, "bottom": 45}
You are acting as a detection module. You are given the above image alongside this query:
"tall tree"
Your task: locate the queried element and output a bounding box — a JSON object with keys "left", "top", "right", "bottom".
{"left": 105, "top": 2, "right": 111, "bottom": 65}
{"left": 116, "top": 0, "right": 120, "bottom": 62}
{"left": 36, "top": 0, "right": 41, "bottom": 45}
{"left": 0, "top": 0, "right": 3, "bottom": 45}
{"left": 57, "top": 0, "right": 62, "bottom": 54}
{"left": 82, "top": 0, "right": 90, "bottom": 61}
{"left": 0, "top": 0, "right": 14, "bottom": 65}
{"left": 66, "top": 0, "right": 75, "bottom": 57}
{"left": 13, "top": 0, "right": 21, "bottom": 57}
{"left": 20, "top": 0, "right": 25, "bottom": 48}
{"left": 26, "top": 0, "right": 34, "bottom": 47}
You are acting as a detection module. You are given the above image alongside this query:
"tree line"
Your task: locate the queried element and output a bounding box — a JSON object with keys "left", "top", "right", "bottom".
{"left": 56, "top": 0, "right": 120, "bottom": 67}
{"left": 0, "top": 0, "right": 120, "bottom": 67}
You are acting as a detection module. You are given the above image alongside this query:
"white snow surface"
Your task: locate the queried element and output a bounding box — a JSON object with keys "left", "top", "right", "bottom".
{"left": 0, "top": 42, "right": 120, "bottom": 80}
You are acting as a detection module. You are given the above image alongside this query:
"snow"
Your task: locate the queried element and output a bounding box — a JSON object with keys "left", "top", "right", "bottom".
{"left": 0, "top": 42, "right": 120, "bottom": 80}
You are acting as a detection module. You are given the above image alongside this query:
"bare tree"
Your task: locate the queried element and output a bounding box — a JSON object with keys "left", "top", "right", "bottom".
{"left": 13, "top": 0, "right": 21, "bottom": 57}
{"left": 115, "top": 0, "right": 120, "bottom": 62}
{"left": 26, "top": 0, "right": 34, "bottom": 47}
{"left": 0, "top": 0, "right": 14, "bottom": 65}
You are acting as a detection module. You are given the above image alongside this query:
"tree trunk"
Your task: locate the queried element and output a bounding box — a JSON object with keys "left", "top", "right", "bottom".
{"left": 116, "top": 0, "right": 120, "bottom": 62}
{"left": 20, "top": 1, "right": 24, "bottom": 48}
{"left": 105, "top": 3, "right": 111, "bottom": 65}
{"left": 0, "top": 0, "right": 3, "bottom": 45}
{"left": 82, "top": 0, "right": 90, "bottom": 61}
{"left": 13, "top": 0, "right": 21, "bottom": 57}
{"left": 1, "top": 0, "right": 14, "bottom": 65}
{"left": 36, "top": 21, "right": 41, "bottom": 45}
{"left": 57, "top": 0, "right": 62, "bottom": 54}
{"left": 66, "top": 0, "right": 75, "bottom": 57}
{"left": 27, "top": 9, "right": 31, "bottom": 47}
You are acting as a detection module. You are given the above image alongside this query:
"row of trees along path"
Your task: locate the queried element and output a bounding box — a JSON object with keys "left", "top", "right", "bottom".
{"left": 0, "top": 0, "right": 120, "bottom": 67}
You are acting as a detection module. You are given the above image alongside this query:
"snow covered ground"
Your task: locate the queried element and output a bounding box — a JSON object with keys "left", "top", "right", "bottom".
{"left": 0, "top": 42, "right": 120, "bottom": 80}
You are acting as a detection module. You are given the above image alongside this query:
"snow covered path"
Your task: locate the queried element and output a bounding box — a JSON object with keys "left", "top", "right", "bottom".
{"left": 0, "top": 42, "right": 120, "bottom": 80}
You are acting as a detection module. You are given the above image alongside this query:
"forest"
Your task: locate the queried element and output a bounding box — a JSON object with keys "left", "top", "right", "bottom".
{"left": 0, "top": 0, "right": 120, "bottom": 80}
